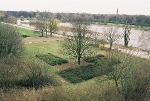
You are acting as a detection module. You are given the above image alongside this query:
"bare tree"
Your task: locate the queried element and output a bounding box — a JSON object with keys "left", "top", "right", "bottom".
{"left": 62, "top": 17, "right": 93, "bottom": 65}
{"left": 138, "top": 30, "right": 150, "bottom": 57}
{"left": 103, "top": 27, "right": 121, "bottom": 49}
{"left": 106, "top": 50, "right": 123, "bottom": 91}
{"left": 30, "top": 20, "right": 45, "bottom": 37}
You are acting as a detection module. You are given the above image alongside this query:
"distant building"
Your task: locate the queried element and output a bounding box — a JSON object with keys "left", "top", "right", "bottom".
{"left": 17, "top": 16, "right": 29, "bottom": 25}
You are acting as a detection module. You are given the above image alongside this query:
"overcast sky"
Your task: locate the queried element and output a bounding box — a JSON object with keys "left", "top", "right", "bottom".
{"left": 0, "top": 0, "right": 150, "bottom": 15}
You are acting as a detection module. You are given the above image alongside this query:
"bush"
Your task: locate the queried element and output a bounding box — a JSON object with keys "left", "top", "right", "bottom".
{"left": 22, "top": 35, "right": 30, "bottom": 38}
{"left": 0, "top": 23, "right": 23, "bottom": 57}
{"left": 16, "top": 61, "right": 62, "bottom": 89}
{"left": 17, "top": 75, "right": 61, "bottom": 89}
{"left": 0, "top": 55, "right": 24, "bottom": 90}
{"left": 36, "top": 53, "right": 68, "bottom": 66}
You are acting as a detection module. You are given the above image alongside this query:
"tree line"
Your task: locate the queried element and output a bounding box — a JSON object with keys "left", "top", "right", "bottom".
{"left": 1, "top": 11, "right": 150, "bottom": 26}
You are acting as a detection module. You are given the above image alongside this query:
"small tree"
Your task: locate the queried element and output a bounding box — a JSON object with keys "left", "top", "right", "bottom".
{"left": 103, "top": 27, "right": 121, "bottom": 49}
{"left": 47, "top": 18, "right": 60, "bottom": 37}
{"left": 105, "top": 50, "right": 145, "bottom": 101}
{"left": 106, "top": 50, "right": 126, "bottom": 92}
{"left": 123, "top": 21, "right": 131, "bottom": 47}
{"left": 62, "top": 17, "right": 93, "bottom": 65}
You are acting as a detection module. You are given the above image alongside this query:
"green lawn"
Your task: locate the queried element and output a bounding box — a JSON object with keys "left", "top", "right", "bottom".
{"left": 17, "top": 27, "right": 41, "bottom": 37}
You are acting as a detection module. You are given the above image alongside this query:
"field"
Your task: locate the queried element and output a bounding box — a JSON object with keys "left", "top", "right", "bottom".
{"left": 0, "top": 27, "right": 150, "bottom": 101}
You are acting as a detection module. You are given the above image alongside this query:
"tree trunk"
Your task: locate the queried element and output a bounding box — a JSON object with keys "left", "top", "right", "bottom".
{"left": 77, "top": 56, "right": 81, "bottom": 65}
{"left": 124, "top": 34, "right": 128, "bottom": 47}
{"left": 46, "top": 29, "right": 47, "bottom": 37}
{"left": 50, "top": 30, "right": 52, "bottom": 37}
{"left": 115, "top": 80, "right": 118, "bottom": 88}
{"left": 115, "top": 80, "right": 120, "bottom": 93}
{"left": 42, "top": 30, "right": 43, "bottom": 37}
{"left": 110, "top": 42, "right": 113, "bottom": 49}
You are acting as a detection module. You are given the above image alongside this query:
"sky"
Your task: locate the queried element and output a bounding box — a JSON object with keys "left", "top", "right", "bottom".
{"left": 0, "top": 0, "right": 150, "bottom": 15}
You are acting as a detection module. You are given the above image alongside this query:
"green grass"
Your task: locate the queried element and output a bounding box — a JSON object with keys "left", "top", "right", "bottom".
{"left": 17, "top": 27, "right": 40, "bottom": 37}
{"left": 23, "top": 41, "right": 67, "bottom": 58}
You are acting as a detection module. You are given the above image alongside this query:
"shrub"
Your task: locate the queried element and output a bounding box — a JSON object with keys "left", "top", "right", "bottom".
{"left": 16, "top": 61, "right": 62, "bottom": 89}
{"left": 22, "top": 35, "right": 30, "bottom": 38}
{"left": 0, "top": 23, "right": 23, "bottom": 57}
{"left": 0, "top": 55, "right": 21, "bottom": 89}
{"left": 36, "top": 53, "right": 68, "bottom": 66}
{"left": 99, "top": 44, "right": 105, "bottom": 50}
{"left": 17, "top": 75, "right": 61, "bottom": 89}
